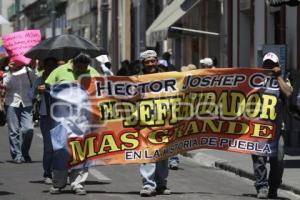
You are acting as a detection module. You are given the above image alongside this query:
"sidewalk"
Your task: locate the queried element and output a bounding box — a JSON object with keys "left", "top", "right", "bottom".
{"left": 185, "top": 148, "right": 300, "bottom": 195}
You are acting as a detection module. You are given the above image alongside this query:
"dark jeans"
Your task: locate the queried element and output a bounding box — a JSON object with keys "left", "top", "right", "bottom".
{"left": 40, "top": 115, "right": 54, "bottom": 178}
{"left": 251, "top": 135, "right": 285, "bottom": 191}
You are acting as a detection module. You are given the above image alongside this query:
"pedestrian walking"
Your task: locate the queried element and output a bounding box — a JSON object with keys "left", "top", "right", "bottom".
{"left": 251, "top": 52, "right": 292, "bottom": 199}
{"left": 2, "top": 60, "right": 37, "bottom": 164}
{"left": 138, "top": 50, "right": 171, "bottom": 197}
{"left": 29, "top": 57, "right": 59, "bottom": 184}
{"left": 45, "top": 53, "right": 100, "bottom": 195}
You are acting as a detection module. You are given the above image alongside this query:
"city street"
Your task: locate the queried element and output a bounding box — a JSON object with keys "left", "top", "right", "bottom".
{"left": 0, "top": 126, "right": 299, "bottom": 200}
{"left": 1, "top": 0, "right": 300, "bottom": 200}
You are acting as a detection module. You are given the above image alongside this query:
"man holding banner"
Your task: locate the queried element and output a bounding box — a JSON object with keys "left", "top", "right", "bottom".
{"left": 138, "top": 50, "right": 171, "bottom": 197}
{"left": 252, "top": 52, "right": 293, "bottom": 199}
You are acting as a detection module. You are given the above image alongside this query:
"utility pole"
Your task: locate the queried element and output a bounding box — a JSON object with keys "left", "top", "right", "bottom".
{"left": 51, "top": 0, "right": 56, "bottom": 37}
{"left": 133, "top": 0, "right": 140, "bottom": 60}
{"left": 101, "top": 0, "right": 109, "bottom": 50}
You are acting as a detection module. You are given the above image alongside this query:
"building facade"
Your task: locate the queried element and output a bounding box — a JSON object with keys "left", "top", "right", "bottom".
{"left": 0, "top": 0, "right": 13, "bottom": 35}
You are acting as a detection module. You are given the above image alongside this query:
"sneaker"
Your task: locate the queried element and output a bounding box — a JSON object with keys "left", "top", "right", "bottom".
{"left": 257, "top": 187, "right": 268, "bottom": 199}
{"left": 156, "top": 186, "right": 171, "bottom": 195}
{"left": 44, "top": 177, "right": 53, "bottom": 185}
{"left": 268, "top": 188, "right": 278, "bottom": 199}
{"left": 49, "top": 187, "right": 61, "bottom": 194}
{"left": 74, "top": 188, "right": 87, "bottom": 195}
{"left": 140, "top": 187, "right": 156, "bottom": 197}
{"left": 12, "top": 159, "right": 23, "bottom": 164}
{"left": 169, "top": 162, "right": 179, "bottom": 170}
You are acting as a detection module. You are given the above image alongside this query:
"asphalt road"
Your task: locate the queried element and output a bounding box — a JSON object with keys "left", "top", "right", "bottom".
{"left": 0, "top": 126, "right": 299, "bottom": 200}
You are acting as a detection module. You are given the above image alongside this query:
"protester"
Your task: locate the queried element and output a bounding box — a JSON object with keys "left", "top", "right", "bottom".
{"left": 159, "top": 51, "right": 177, "bottom": 71}
{"left": 181, "top": 64, "right": 197, "bottom": 72}
{"left": 199, "top": 57, "right": 217, "bottom": 69}
{"left": 251, "top": 52, "right": 292, "bottom": 199}
{"left": 29, "top": 57, "right": 58, "bottom": 184}
{"left": 96, "top": 52, "right": 113, "bottom": 76}
{"left": 45, "top": 53, "right": 100, "bottom": 195}
{"left": 2, "top": 61, "right": 37, "bottom": 163}
{"left": 117, "top": 59, "right": 130, "bottom": 76}
{"left": 138, "top": 50, "right": 171, "bottom": 197}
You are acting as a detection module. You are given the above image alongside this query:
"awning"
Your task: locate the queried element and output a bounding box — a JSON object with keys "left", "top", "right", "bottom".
{"left": 146, "top": 0, "right": 201, "bottom": 46}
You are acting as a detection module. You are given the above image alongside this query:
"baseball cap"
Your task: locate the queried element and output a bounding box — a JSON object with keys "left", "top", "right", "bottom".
{"left": 96, "top": 55, "right": 110, "bottom": 64}
{"left": 200, "top": 58, "right": 213, "bottom": 66}
{"left": 140, "top": 50, "right": 157, "bottom": 61}
{"left": 263, "top": 52, "right": 279, "bottom": 64}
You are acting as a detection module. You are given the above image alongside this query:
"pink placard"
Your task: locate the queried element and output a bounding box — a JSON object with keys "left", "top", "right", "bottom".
{"left": 2, "top": 30, "right": 41, "bottom": 65}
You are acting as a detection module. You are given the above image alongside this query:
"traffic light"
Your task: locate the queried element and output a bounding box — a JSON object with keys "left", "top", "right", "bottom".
{"left": 267, "top": 0, "right": 300, "bottom": 7}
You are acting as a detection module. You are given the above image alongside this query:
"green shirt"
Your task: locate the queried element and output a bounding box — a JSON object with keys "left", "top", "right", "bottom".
{"left": 45, "top": 61, "right": 100, "bottom": 85}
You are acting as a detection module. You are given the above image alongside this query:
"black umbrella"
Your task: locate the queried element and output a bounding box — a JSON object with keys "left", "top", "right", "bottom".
{"left": 24, "top": 34, "right": 101, "bottom": 60}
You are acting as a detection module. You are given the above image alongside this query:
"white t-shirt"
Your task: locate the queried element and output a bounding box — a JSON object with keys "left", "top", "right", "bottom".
{"left": 3, "top": 67, "right": 37, "bottom": 107}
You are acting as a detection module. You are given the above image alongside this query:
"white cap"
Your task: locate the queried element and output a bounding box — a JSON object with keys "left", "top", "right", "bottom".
{"left": 140, "top": 50, "right": 157, "bottom": 61}
{"left": 200, "top": 57, "right": 213, "bottom": 66}
{"left": 96, "top": 55, "right": 110, "bottom": 64}
{"left": 263, "top": 52, "right": 279, "bottom": 63}
{"left": 159, "top": 60, "right": 168, "bottom": 66}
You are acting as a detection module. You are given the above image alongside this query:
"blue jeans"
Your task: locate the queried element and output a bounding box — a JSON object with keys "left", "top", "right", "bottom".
{"left": 5, "top": 105, "right": 33, "bottom": 161}
{"left": 251, "top": 135, "right": 285, "bottom": 191}
{"left": 40, "top": 115, "right": 54, "bottom": 178}
{"left": 140, "top": 159, "right": 169, "bottom": 190}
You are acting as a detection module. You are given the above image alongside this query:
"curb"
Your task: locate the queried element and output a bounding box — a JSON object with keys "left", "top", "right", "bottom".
{"left": 214, "top": 161, "right": 300, "bottom": 196}
{"left": 183, "top": 151, "right": 300, "bottom": 196}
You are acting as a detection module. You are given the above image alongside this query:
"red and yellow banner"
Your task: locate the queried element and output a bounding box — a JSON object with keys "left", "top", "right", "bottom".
{"left": 56, "top": 68, "right": 280, "bottom": 167}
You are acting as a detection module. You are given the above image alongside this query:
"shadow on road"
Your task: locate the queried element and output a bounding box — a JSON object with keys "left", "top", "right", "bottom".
{"left": 40, "top": 190, "right": 214, "bottom": 196}
{"left": 30, "top": 180, "right": 111, "bottom": 185}
{"left": 6, "top": 160, "right": 42, "bottom": 164}
{"left": 85, "top": 180, "right": 111, "bottom": 185}
{"left": 0, "top": 191, "right": 15, "bottom": 196}
{"left": 241, "top": 193, "right": 291, "bottom": 200}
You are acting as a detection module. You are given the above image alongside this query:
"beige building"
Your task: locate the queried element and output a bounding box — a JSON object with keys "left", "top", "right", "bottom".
{"left": 0, "top": 0, "right": 13, "bottom": 35}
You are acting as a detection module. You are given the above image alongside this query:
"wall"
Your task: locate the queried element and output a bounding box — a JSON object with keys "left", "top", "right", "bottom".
{"left": 0, "top": 0, "right": 13, "bottom": 35}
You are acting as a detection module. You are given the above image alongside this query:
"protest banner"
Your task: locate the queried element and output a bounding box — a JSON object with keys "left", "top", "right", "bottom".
{"left": 50, "top": 68, "right": 281, "bottom": 167}
{"left": 2, "top": 30, "right": 41, "bottom": 65}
